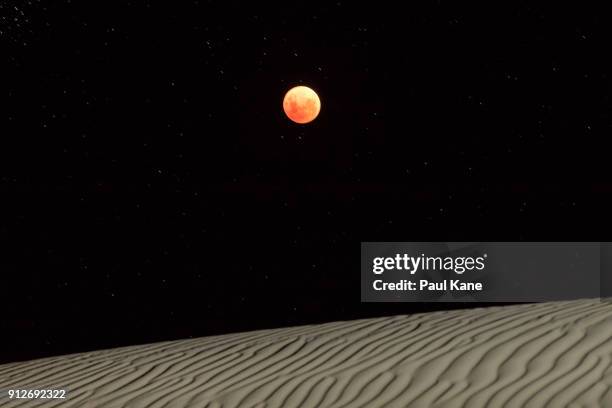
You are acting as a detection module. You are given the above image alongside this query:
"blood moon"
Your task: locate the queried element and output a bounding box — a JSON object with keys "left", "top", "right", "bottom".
{"left": 283, "top": 86, "right": 321, "bottom": 124}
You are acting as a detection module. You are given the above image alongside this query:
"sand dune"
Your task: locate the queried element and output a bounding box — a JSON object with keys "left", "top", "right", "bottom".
{"left": 2, "top": 299, "right": 612, "bottom": 407}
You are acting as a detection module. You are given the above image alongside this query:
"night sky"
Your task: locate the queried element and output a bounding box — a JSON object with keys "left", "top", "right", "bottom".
{"left": 2, "top": 1, "right": 612, "bottom": 363}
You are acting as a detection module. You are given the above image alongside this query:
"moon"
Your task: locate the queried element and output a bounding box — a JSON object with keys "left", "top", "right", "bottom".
{"left": 283, "top": 86, "right": 321, "bottom": 124}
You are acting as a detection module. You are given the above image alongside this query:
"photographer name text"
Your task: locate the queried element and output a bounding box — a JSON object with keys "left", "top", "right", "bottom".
{"left": 373, "top": 279, "right": 483, "bottom": 292}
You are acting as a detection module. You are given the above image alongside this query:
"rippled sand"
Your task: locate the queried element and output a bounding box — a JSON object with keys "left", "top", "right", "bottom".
{"left": 2, "top": 299, "right": 612, "bottom": 407}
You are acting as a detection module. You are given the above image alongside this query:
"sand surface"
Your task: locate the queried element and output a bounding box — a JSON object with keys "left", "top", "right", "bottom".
{"left": 2, "top": 299, "right": 612, "bottom": 407}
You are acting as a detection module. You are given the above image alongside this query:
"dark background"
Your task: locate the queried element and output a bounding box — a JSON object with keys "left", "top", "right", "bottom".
{"left": 2, "top": 1, "right": 612, "bottom": 364}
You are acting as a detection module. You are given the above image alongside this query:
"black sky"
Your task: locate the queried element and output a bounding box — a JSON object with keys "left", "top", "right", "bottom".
{"left": 2, "top": 1, "right": 612, "bottom": 363}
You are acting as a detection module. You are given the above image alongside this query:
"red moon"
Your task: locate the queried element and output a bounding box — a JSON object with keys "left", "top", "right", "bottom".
{"left": 283, "top": 86, "right": 321, "bottom": 124}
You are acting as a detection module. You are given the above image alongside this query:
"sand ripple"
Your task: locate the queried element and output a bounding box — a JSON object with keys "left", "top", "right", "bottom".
{"left": 2, "top": 299, "right": 612, "bottom": 407}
